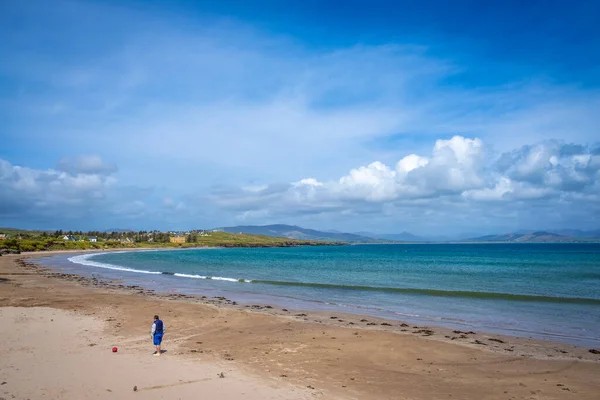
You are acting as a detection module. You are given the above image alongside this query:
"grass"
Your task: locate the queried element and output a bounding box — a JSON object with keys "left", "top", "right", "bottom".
{"left": 0, "top": 231, "right": 341, "bottom": 253}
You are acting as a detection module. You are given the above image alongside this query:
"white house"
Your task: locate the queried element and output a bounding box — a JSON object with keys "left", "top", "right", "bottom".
{"left": 88, "top": 236, "right": 98, "bottom": 242}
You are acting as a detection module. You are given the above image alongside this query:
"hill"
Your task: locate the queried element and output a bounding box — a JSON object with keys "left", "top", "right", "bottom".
{"left": 0, "top": 230, "right": 338, "bottom": 253}
{"left": 466, "top": 231, "right": 598, "bottom": 243}
{"left": 357, "top": 230, "right": 469, "bottom": 242}
{"left": 549, "top": 229, "right": 600, "bottom": 238}
{"left": 357, "top": 231, "right": 432, "bottom": 242}
{"left": 215, "top": 224, "right": 386, "bottom": 243}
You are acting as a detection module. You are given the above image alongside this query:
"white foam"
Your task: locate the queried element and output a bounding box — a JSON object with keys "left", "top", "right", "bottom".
{"left": 173, "top": 273, "right": 207, "bottom": 279}
{"left": 68, "top": 253, "right": 251, "bottom": 282}
{"left": 68, "top": 253, "right": 162, "bottom": 275}
{"left": 173, "top": 273, "right": 251, "bottom": 283}
{"left": 211, "top": 276, "right": 241, "bottom": 282}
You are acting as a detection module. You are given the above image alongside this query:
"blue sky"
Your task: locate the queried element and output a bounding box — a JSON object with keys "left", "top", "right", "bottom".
{"left": 1, "top": 0, "right": 599, "bottom": 235}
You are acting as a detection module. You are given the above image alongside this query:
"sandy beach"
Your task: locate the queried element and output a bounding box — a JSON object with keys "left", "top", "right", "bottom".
{"left": 1, "top": 252, "right": 599, "bottom": 399}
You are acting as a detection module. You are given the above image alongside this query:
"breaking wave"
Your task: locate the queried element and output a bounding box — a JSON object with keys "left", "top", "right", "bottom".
{"left": 67, "top": 253, "right": 600, "bottom": 305}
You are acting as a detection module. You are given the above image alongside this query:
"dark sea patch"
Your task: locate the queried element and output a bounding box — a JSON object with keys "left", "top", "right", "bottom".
{"left": 250, "top": 280, "right": 600, "bottom": 305}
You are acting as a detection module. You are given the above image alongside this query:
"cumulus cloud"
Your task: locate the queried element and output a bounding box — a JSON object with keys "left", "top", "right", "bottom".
{"left": 2, "top": 138, "right": 599, "bottom": 233}
{"left": 3, "top": 1, "right": 600, "bottom": 233}
{"left": 6, "top": 0, "right": 598, "bottom": 191}
{"left": 495, "top": 142, "right": 600, "bottom": 194}
{"left": 211, "top": 137, "right": 600, "bottom": 229}
{"left": 292, "top": 136, "right": 486, "bottom": 202}
{"left": 0, "top": 157, "right": 124, "bottom": 225}
{"left": 1, "top": 158, "right": 116, "bottom": 208}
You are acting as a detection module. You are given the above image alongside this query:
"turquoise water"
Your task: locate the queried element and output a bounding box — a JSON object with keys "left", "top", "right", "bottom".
{"left": 49, "top": 243, "right": 600, "bottom": 346}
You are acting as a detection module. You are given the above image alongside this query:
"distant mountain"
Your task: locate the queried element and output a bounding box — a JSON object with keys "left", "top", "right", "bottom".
{"left": 515, "top": 229, "right": 600, "bottom": 239}
{"left": 322, "top": 229, "right": 344, "bottom": 234}
{"left": 358, "top": 231, "right": 431, "bottom": 242}
{"left": 215, "top": 224, "right": 386, "bottom": 243}
{"left": 551, "top": 229, "right": 600, "bottom": 239}
{"left": 104, "top": 228, "right": 134, "bottom": 233}
{"left": 356, "top": 231, "right": 462, "bottom": 242}
{"left": 466, "top": 231, "right": 597, "bottom": 243}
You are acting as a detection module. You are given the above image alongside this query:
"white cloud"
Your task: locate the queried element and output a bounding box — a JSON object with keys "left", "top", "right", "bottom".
{"left": 329, "top": 136, "right": 485, "bottom": 201}
{"left": 462, "top": 177, "right": 554, "bottom": 202}
{"left": 0, "top": 157, "right": 211, "bottom": 229}
{"left": 293, "top": 178, "right": 323, "bottom": 187}
{"left": 3, "top": 0, "right": 600, "bottom": 233}
{"left": 498, "top": 142, "right": 600, "bottom": 192}
{"left": 210, "top": 137, "right": 600, "bottom": 232}
{"left": 462, "top": 177, "right": 513, "bottom": 202}
{"left": 338, "top": 161, "right": 397, "bottom": 201}
{"left": 7, "top": 1, "right": 598, "bottom": 189}
{"left": 0, "top": 157, "right": 118, "bottom": 222}
{"left": 404, "top": 136, "right": 485, "bottom": 195}
{"left": 396, "top": 154, "right": 429, "bottom": 175}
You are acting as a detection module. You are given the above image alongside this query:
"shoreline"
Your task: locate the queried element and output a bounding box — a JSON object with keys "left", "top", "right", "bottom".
{"left": 2, "top": 251, "right": 600, "bottom": 399}
{"left": 44, "top": 248, "right": 600, "bottom": 348}
{"left": 19, "top": 250, "right": 600, "bottom": 358}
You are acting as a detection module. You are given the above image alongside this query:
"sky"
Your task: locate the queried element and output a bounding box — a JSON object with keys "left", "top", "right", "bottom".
{"left": 1, "top": 0, "right": 599, "bottom": 236}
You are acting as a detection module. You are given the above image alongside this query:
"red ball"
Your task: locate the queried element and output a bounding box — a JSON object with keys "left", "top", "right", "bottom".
{"left": 112, "top": 347, "right": 118, "bottom": 353}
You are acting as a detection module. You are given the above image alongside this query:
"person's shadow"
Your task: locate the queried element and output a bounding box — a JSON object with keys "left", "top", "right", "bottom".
{"left": 152, "top": 350, "right": 168, "bottom": 355}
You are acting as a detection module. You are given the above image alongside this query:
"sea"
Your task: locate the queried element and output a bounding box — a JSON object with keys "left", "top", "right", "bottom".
{"left": 37, "top": 243, "right": 600, "bottom": 347}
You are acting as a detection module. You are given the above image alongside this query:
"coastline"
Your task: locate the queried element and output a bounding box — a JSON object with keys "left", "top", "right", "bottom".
{"left": 22, "top": 250, "right": 600, "bottom": 360}
{"left": 2, "top": 251, "right": 600, "bottom": 399}
{"left": 49, "top": 246, "right": 600, "bottom": 347}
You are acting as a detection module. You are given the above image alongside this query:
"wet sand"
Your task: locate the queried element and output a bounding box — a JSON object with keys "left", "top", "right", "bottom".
{"left": 1, "top": 252, "right": 599, "bottom": 399}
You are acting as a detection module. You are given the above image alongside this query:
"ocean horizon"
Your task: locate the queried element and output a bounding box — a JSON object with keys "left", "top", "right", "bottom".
{"left": 39, "top": 243, "right": 600, "bottom": 347}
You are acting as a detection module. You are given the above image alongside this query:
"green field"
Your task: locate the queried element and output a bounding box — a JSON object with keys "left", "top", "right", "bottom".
{"left": 0, "top": 229, "right": 339, "bottom": 253}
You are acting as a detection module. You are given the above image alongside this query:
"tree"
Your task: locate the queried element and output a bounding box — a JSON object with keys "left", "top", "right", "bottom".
{"left": 3, "top": 239, "right": 20, "bottom": 251}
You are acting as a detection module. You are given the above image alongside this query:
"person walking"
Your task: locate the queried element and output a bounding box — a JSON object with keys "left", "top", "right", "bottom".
{"left": 151, "top": 315, "right": 165, "bottom": 356}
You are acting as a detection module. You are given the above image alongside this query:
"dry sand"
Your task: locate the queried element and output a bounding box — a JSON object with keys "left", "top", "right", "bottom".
{"left": 0, "top": 307, "right": 319, "bottom": 400}
{"left": 1, "top": 252, "right": 599, "bottom": 399}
